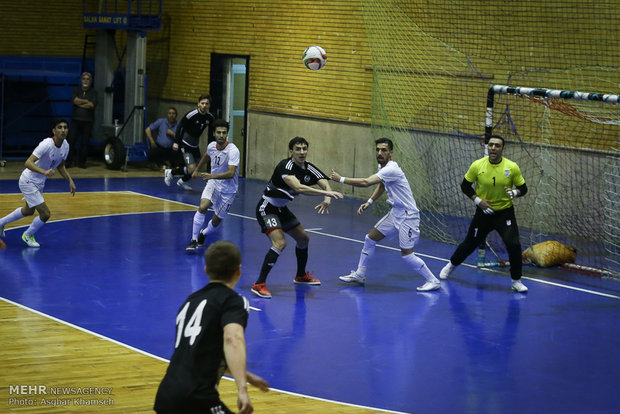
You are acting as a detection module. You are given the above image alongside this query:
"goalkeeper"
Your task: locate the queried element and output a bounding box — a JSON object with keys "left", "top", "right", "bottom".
{"left": 439, "top": 135, "right": 529, "bottom": 292}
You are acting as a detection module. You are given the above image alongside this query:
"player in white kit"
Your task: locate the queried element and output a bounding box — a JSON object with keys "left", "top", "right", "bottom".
{"left": 186, "top": 119, "right": 240, "bottom": 251}
{"left": 330, "top": 137, "right": 441, "bottom": 292}
{"left": 0, "top": 119, "right": 76, "bottom": 247}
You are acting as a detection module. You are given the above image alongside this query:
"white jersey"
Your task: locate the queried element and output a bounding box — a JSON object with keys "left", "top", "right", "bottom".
{"left": 206, "top": 141, "right": 240, "bottom": 193}
{"left": 21, "top": 137, "right": 69, "bottom": 188}
{"left": 376, "top": 160, "right": 418, "bottom": 214}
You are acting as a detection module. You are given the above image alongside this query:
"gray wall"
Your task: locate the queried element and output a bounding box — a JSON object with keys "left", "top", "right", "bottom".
{"left": 246, "top": 111, "right": 377, "bottom": 200}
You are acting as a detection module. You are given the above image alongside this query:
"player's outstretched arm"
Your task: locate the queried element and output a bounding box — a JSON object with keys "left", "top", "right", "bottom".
{"left": 330, "top": 169, "right": 381, "bottom": 188}
{"left": 283, "top": 175, "right": 343, "bottom": 200}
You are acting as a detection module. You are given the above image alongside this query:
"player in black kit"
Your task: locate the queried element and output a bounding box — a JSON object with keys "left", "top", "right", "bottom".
{"left": 251, "top": 137, "right": 344, "bottom": 299}
{"left": 154, "top": 241, "right": 269, "bottom": 414}
{"left": 164, "top": 94, "right": 215, "bottom": 190}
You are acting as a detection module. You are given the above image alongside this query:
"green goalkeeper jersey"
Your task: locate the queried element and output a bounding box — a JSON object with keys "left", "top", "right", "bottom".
{"left": 464, "top": 156, "right": 525, "bottom": 211}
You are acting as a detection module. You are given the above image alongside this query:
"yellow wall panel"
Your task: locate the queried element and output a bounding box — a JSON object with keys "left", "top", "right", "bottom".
{"left": 0, "top": 1, "right": 93, "bottom": 56}
{"left": 0, "top": 1, "right": 616, "bottom": 127}
{"left": 150, "top": 0, "right": 373, "bottom": 122}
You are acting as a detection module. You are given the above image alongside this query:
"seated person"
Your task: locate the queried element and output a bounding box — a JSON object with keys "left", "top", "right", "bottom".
{"left": 145, "top": 107, "right": 182, "bottom": 169}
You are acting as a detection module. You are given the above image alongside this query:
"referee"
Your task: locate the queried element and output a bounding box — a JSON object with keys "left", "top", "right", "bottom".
{"left": 439, "top": 135, "right": 529, "bottom": 292}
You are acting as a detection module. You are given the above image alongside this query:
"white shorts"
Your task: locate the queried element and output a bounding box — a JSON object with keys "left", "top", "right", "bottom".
{"left": 18, "top": 176, "right": 45, "bottom": 208}
{"left": 201, "top": 180, "right": 236, "bottom": 219}
{"left": 374, "top": 209, "right": 420, "bottom": 250}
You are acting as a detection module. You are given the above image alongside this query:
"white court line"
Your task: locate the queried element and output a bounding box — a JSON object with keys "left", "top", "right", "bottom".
{"left": 3, "top": 189, "right": 618, "bottom": 410}
{"left": 1, "top": 296, "right": 169, "bottom": 363}
{"left": 138, "top": 192, "right": 619, "bottom": 301}
{"left": 4, "top": 189, "right": 617, "bottom": 300}
{"left": 0, "top": 297, "right": 405, "bottom": 413}
{"left": 0, "top": 190, "right": 197, "bottom": 230}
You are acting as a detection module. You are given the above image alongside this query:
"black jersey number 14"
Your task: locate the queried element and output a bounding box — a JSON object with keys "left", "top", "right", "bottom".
{"left": 175, "top": 299, "right": 207, "bottom": 348}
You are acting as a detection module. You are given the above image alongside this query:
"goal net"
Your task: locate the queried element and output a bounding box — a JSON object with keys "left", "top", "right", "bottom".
{"left": 360, "top": 0, "right": 620, "bottom": 276}
{"left": 487, "top": 85, "right": 619, "bottom": 276}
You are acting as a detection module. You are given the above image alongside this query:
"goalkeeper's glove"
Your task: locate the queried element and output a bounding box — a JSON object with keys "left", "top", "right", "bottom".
{"left": 474, "top": 197, "right": 494, "bottom": 215}
{"left": 505, "top": 188, "right": 518, "bottom": 199}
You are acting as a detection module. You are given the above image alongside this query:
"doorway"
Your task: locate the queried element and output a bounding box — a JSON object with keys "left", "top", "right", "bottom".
{"left": 210, "top": 54, "right": 249, "bottom": 176}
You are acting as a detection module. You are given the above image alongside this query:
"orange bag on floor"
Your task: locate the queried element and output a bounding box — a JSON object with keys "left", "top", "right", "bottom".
{"left": 523, "top": 241, "right": 577, "bottom": 267}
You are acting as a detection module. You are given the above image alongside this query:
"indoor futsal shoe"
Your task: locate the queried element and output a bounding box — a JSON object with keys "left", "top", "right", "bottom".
{"left": 293, "top": 271, "right": 321, "bottom": 285}
{"left": 338, "top": 270, "right": 366, "bottom": 284}
{"left": 439, "top": 262, "right": 454, "bottom": 279}
{"left": 251, "top": 283, "right": 272, "bottom": 298}
{"left": 177, "top": 178, "right": 192, "bottom": 191}
{"left": 164, "top": 169, "right": 173, "bottom": 186}
{"left": 186, "top": 240, "right": 199, "bottom": 251}
{"left": 197, "top": 230, "right": 206, "bottom": 246}
{"left": 416, "top": 280, "right": 441, "bottom": 292}
{"left": 21, "top": 232, "right": 40, "bottom": 248}
{"left": 511, "top": 279, "right": 529, "bottom": 293}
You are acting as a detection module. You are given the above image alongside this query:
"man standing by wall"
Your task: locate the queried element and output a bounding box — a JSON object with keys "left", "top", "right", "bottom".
{"left": 66, "top": 72, "right": 97, "bottom": 169}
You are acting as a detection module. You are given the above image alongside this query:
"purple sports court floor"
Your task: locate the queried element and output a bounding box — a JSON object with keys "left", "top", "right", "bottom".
{"left": 1, "top": 176, "right": 619, "bottom": 413}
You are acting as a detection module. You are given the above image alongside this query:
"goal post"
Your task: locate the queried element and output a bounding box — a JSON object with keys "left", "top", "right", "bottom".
{"left": 484, "top": 85, "right": 619, "bottom": 276}
{"left": 359, "top": 0, "right": 620, "bottom": 277}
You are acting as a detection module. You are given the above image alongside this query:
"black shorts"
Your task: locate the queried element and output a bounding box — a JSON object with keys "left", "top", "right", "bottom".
{"left": 255, "top": 197, "right": 300, "bottom": 234}
{"left": 180, "top": 143, "right": 201, "bottom": 166}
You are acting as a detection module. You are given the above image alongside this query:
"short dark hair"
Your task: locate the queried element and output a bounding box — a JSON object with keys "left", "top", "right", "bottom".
{"left": 375, "top": 137, "right": 393, "bottom": 150}
{"left": 51, "top": 118, "right": 69, "bottom": 129}
{"left": 213, "top": 119, "right": 229, "bottom": 131}
{"left": 198, "top": 94, "right": 212, "bottom": 105}
{"left": 168, "top": 107, "right": 177, "bottom": 115}
{"left": 488, "top": 134, "right": 505, "bottom": 146}
{"left": 289, "top": 136, "right": 309, "bottom": 150}
{"left": 204, "top": 241, "right": 241, "bottom": 282}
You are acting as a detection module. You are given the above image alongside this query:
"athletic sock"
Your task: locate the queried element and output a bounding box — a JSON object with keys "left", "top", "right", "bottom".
{"left": 356, "top": 235, "right": 376, "bottom": 277}
{"left": 0, "top": 208, "right": 25, "bottom": 226}
{"left": 202, "top": 219, "right": 216, "bottom": 236}
{"left": 402, "top": 252, "right": 439, "bottom": 283}
{"left": 295, "top": 246, "right": 308, "bottom": 277}
{"left": 192, "top": 211, "right": 205, "bottom": 240}
{"left": 256, "top": 246, "right": 281, "bottom": 284}
{"left": 24, "top": 216, "right": 45, "bottom": 236}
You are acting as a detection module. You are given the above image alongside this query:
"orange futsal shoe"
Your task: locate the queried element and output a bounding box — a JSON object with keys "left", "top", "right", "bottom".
{"left": 293, "top": 271, "right": 321, "bottom": 285}
{"left": 251, "top": 283, "right": 272, "bottom": 299}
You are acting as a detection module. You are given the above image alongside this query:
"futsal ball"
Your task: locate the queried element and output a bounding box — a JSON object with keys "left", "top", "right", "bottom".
{"left": 303, "top": 46, "right": 327, "bottom": 70}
